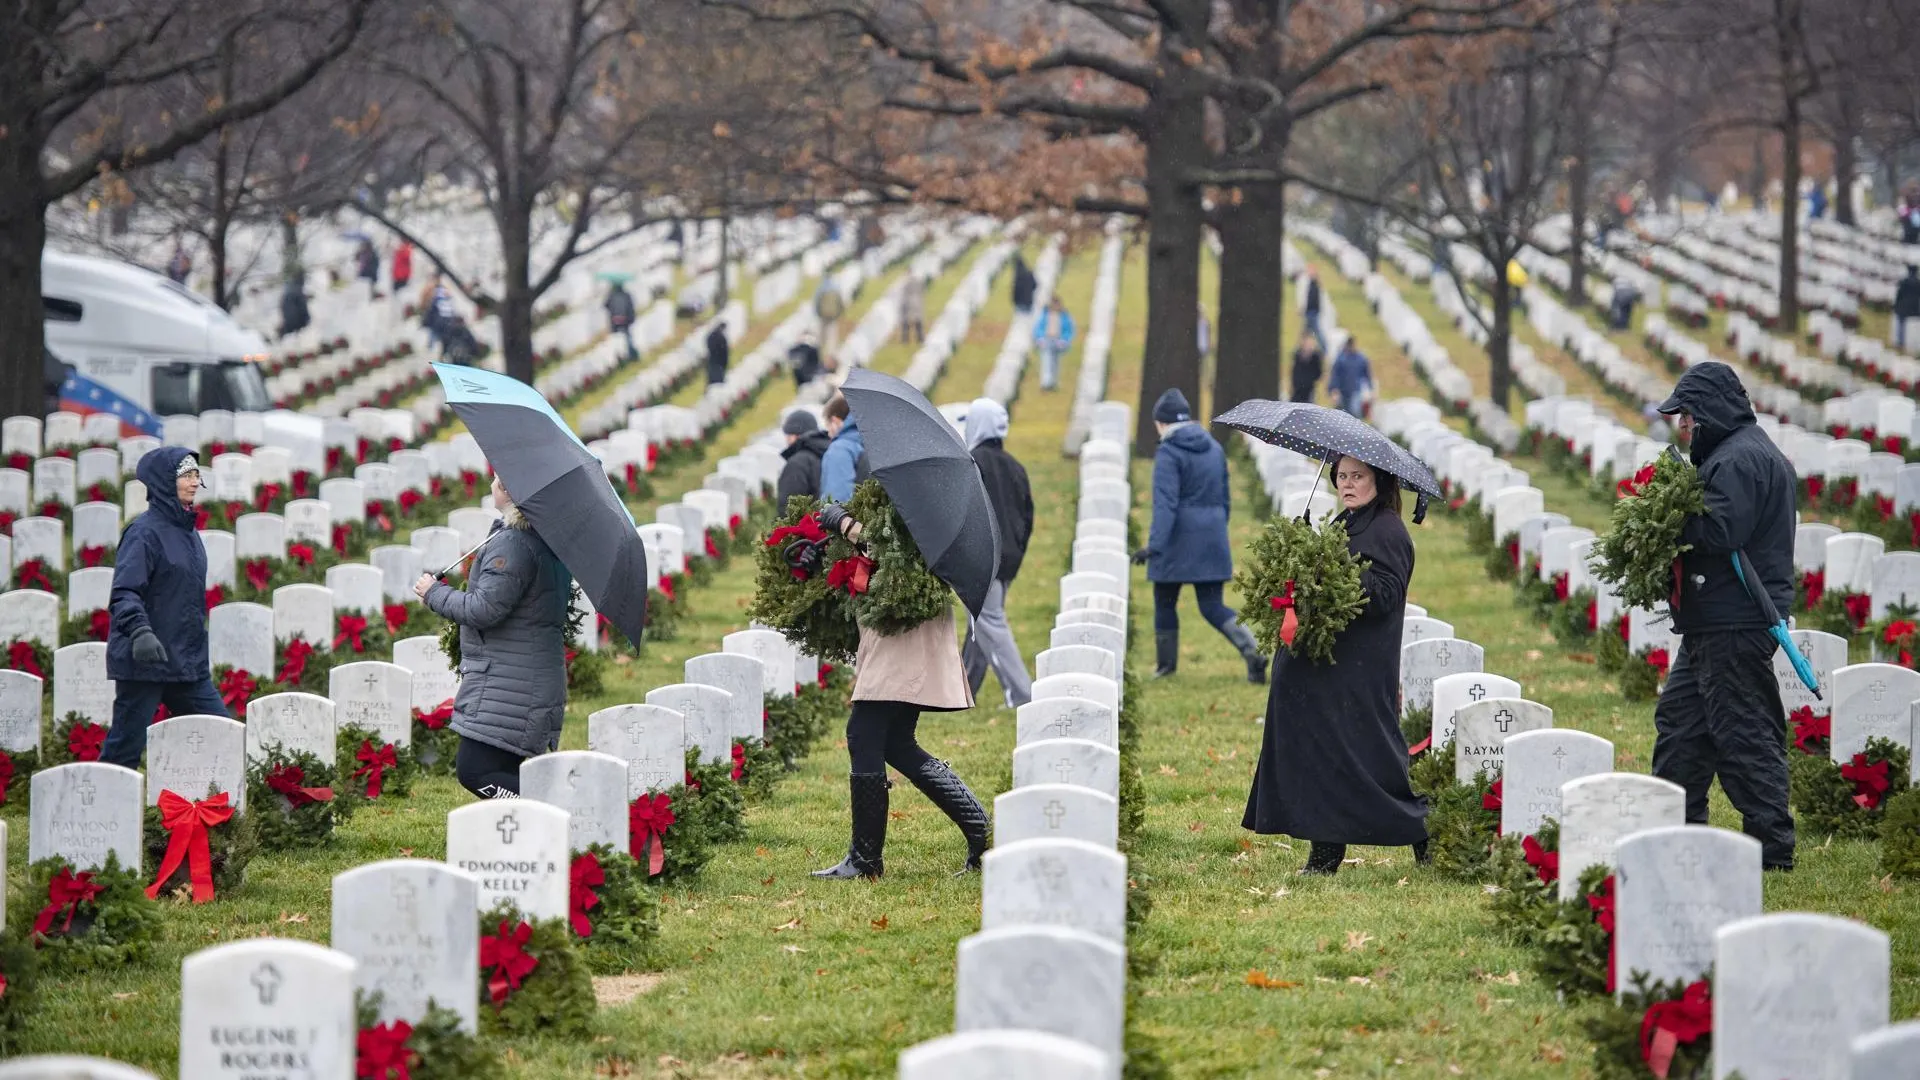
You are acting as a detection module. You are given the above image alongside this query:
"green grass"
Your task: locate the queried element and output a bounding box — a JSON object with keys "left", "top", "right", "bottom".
{"left": 10, "top": 235, "right": 1919, "bottom": 1078}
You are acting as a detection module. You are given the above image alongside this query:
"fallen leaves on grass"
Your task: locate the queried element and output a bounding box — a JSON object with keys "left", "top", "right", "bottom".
{"left": 1157, "top": 764, "right": 1179, "bottom": 777}
{"left": 871, "top": 915, "right": 889, "bottom": 931}
{"left": 761, "top": 874, "right": 776, "bottom": 886}
{"left": 773, "top": 917, "right": 802, "bottom": 932}
{"left": 1344, "top": 931, "right": 1374, "bottom": 952}
{"left": 1245, "top": 970, "right": 1299, "bottom": 989}
{"left": 1396, "top": 877, "right": 1410, "bottom": 887}
{"left": 278, "top": 911, "right": 309, "bottom": 924}
{"left": 1479, "top": 970, "right": 1523, "bottom": 985}
{"left": 1187, "top": 822, "right": 1206, "bottom": 833}
{"left": 1538, "top": 1043, "right": 1568, "bottom": 1063}
{"left": 1347, "top": 976, "right": 1374, "bottom": 986}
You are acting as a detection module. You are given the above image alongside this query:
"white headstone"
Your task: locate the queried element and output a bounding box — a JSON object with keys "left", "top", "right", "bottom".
{"left": 66, "top": 566, "right": 111, "bottom": 618}
{"left": 1452, "top": 698, "right": 1554, "bottom": 783}
{"left": 0, "top": 669, "right": 42, "bottom": 754}
{"left": 1500, "top": 729, "right": 1614, "bottom": 838}
{"left": 1401, "top": 638, "right": 1485, "bottom": 714}
{"left": 177, "top": 939, "right": 357, "bottom": 1080}
{"left": 1714, "top": 913, "right": 1890, "bottom": 1080}
{"left": 1015, "top": 698, "right": 1118, "bottom": 749}
{"left": 245, "top": 692, "right": 335, "bottom": 765}
{"left": 1777, "top": 629, "right": 1849, "bottom": 720}
{"left": 1558, "top": 772, "right": 1687, "bottom": 900}
{"left": 1010, "top": 738, "right": 1120, "bottom": 799}
{"left": 520, "top": 751, "right": 630, "bottom": 854}
{"left": 147, "top": 714, "right": 247, "bottom": 811}
{"left": 1430, "top": 671, "right": 1521, "bottom": 750}
{"left": 897, "top": 1031, "right": 1110, "bottom": 1080}
{"left": 52, "top": 642, "right": 113, "bottom": 727}
{"left": 1612, "top": 825, "right": 1763, "bottom": 998}
{"left": 369, "top": 545, "right": 424, "bottom": 604}
{"left": 29, "top": 762, "right": 143, "bottom": 872}
{"left": 646, "top": 684, "right": 732, "bottom": 765}
{"left": 685, "top": 653, "right": 765, "bottom": 743}
{"left": 284, "top": 499, "right": 332, "bottom": 545}
{"left": 954, "top": 926, "right": 1125, "bottom": 1066}
{"left": 980, "top": 838, "right": 1127, "bottom": 943}
{"left": 445, "top": 800, "right": 570, "bottom": 921}
{"left": 273, "top": 583, "right": 333, "bottom": 647}
{"left": 324, "top": 563, "right": 384, "bottom": 617}
{"left": 391, "top": 636, "right": 457, "bottom": 715}
{"left": 587, "top": 703, "right": 686, "bottom": 797}
{"left": 330, "top": 859, "right": 481, "bottom": 1034}
{"left": 199, "top": 529, "right": 235, "bottom": 589}
{"left": 722, "top": 629, "right": 797, "bottom": 697}
{"left": 328, "top": 661, "right": 412, "bottom": 747}
{"left": 208, "top": 602, "right": 275, "bottom": 676}
{"left": 993, "top": 785, "right": 1119, "bottom": 849}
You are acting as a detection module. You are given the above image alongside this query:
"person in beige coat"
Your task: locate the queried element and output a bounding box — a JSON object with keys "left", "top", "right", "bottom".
{"left": 808, "top": 505, "right": 991, "bottom": 880}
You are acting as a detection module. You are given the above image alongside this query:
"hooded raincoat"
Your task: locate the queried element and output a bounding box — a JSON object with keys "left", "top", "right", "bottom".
{"left": 1145, "top": 423, "right": 1233, "bottom": 583}
{"left": 108, "top": 447, "right": 211, "bottom": 682}
{"left": 965, "top": 399, "right": 1033, "bottom": 584}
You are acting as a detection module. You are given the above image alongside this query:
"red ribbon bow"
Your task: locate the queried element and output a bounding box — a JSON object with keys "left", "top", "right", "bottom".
{"left": 1877, "top": 494, "right": 1897, "bottom": 522}
{"left": 277, "top": 638, "right": 315, "bottom": 686}
{"left": 289, "top": 543, "right": 317, "bottom": 568}
{"left": 0, "top": 750, "right": 13, "bottom": 804}
{"left": 383, "top": 603, "right": 410, "bottom": 636}
{"left": 244, "top": 558, "right": 273, "bottom": 593}
{"left": 1267, "top": 580, "right": 1299, "bottom": 647}
{"left": 1639, "top": 981, "right": 1713, "bottom": 1079}
{"left": 292, "top": 470, "right": 313, "bottom": 498}
{"left": 1481, "top": 778, "right": 1504, "bottom": 835}
{"left": 569, "top": 852, "right": 605, "bottom": 938}
{"left": 704, "top": 531, "right": 722, "bottom": 559}
{"left": 78, "top": 544, "right": 108, "bottom": 569}
{"left": 461, "top": 470, "right": 481, "bottom": 497}
{"left": 7, "top": 641, "right": 42, "bottom": 678}
{"left": 255, "top": 482, "right": 284, "bottom": 512}
{"left": 398, "top": 489, "right": 423, "bottom": 515}
{"left": 219, "top": 668, "right": 258, "bottom": 714}
{"left": 479, "top": 920, "right": 540, "bottom": 1006}
{"left": 657, "top": 575, "right": 675, "bottom": 602}
{"left": 356, "top": 1020, "right": 415, "bottom": 1079}
{"left": 1788, "top": 706, "right": 1831, "bottom": 755}
{"left": 1885, "top": 620, "right": 1918, "bottom": 646}
{"left": 731, "top": 742, "right": 748, "bottom": 781}
{"left": 1585, "top": 597, "right": 1597, "bottom": 633}
{"left": 1801, "top": 570, "right": 1826, "bottom": 609}
{"left": 818, "top": 663, "right": 833, "bottom": 689}
{"left": 0, "top": 511, "right": 13, "bottom": 535}
{"left": 332, "top": 523, "right": 352, "bottom": 557}
{"left": 629, "top": 792, "right": 676, "bottom": 876}
{"left": 827, "top": 554, "right": 875, "bottom": 595}
{"left": 415, "top": 700, "right": 454, "bottom": 730}
{"left": 68, "top": 720, "right": 106, "bottom": 761}
{"left": 354, "top": 740, "right": 400, "bottom": 799}
{"left": 15, "top": 559, "right": 52, "bottom": 591}
{"left": 335, "top": 614, "right": 370, "bottom": 653}
{"left": 266, "top": 763, "right": 336, "bottom": 808}
{"left": 1805, "top": 476, "right": 1825, "bottom": 502}
{"left": 1842, "top": 754, "right": 1891, "bottom": 809}
{"left": 1552, "top": 572, "right": 1569, "bottom": 602}
{"left": 366, "top": 501, "right": 393, "bottom": 533}
{"left": 728, "top": 513, "right": 742, "bottom": 538}
{"left": 147, "top": 789, "right": 235, "bottom": 903}
{"left": 1844, "top": 593, "right": 1873, "bottom": 632}
{"left": 205, "top": 584, "right": 226, "bottom": 611}
{"left": 1587, "top": 874, "right": 1617, "bottom": 993}
{"left": 1646, "top": 648, "right": 1671, "bottom": 679}
{"left": 1505, "top": 539, "right": 1520, "bottom": 568}
{"left": 1522, "top": 834, "right": 1558, "bottom": 885}
{"left": 33, "top": 866, "right": 104, "bottom": 939}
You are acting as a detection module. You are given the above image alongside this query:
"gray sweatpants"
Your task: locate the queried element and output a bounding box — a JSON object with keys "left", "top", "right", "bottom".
{"left": 962, "top": 579, "right": 1032, "bottom": 708}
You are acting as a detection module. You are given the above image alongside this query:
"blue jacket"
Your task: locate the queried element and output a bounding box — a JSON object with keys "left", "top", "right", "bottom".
{"left": 1032, "top": 309, "right": 1076, "bottom": 348}
{"left": 1329, "top": 346, "right": 1373, "bottom": 404}
{"left": 1146, "top": 423, "right": 1233, "bottom": 583}
{"left": 820, "top": 418, "right": 865, "bottom": 502}
{"left": 108, "top": 446, "right": 211, "bottom": 682}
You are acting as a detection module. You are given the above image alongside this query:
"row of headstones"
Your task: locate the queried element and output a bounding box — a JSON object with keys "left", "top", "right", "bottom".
{"left": 900, "top": 431, "right": 1138, "bottom": 1079}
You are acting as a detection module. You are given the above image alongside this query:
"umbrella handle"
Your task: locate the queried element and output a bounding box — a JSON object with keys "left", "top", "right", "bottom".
{"left": 436, "top": 537, "right": 490, "bottom": 580}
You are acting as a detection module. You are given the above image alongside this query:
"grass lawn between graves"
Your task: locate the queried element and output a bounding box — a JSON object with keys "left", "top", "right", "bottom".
{"left": 9, "top": 234, "right": 1918, "bottom": 1078}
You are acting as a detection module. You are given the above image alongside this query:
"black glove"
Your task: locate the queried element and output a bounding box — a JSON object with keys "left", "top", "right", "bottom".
{"left": 131, "top": 628, "right": 169, "bottom": 666}
{"left": 1131, "top": 547, "right": 1150, "bottom": 566}
{"left": 818, "top": 504, "right": 855, "bottom": 537}
{"left": 784, "top": 537, "right": 828, "bottom": 578}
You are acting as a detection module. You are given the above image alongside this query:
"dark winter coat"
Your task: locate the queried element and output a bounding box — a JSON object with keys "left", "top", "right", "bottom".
{"left": 788, "top": 342, "right": 822, "bottom": 386}
{"left": 1012, "top": 261, "right": 1037, "bottom": 312}
{"left": 605, "top": 286, "right": 637, "bottom": 328}
{"left": 1145, "top": 423, "right": 1233, "bottom": 583}
{"left": 422, "top": 516, "right": 572, "bottom": 757}
{"left": 705, "top": 326, "right": 730, "bottom": 385}
{"left": 1667, "top": 363, "right": 1795, "bottom": 634}
{"left": 1289, "top": 347, "right": 1323, "bottom": 403}
{"left": 108, "top": 447, "right": 211, "bottom": 682}
{"left": 1894, "top": 274, "right": 1920, "bottom": 321}
{"left": 279, "top": 283, "right": 310, "bottom": 338}
{"left": 777, "top": 430, "right": 830, "bottom": 515}
{"left": 1243, "top": 500, "right": 1427, "bottom": 846}
{"left": 972, "top": 437, "right": 1034, "bottom": 583}
{"left": 1304, "top": 279, "right": 1322, "bottom": 318}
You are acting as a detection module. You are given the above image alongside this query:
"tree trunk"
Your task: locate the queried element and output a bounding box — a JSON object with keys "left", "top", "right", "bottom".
{"left": 1779, "top": 113, "right": 1802, "bottom": 333}
{"left": 209, "top": 201, "right": 233, "bottom": 311}
{"left": 1488, "top": 272, "right": 1514, "bottom": 411}
{"left": 1133, "top": 48, "right": 1207, "bottom": 457}
{"left": 1213, "top": 187, "right": 1285, "bottom": 416}
{"left": 281, "top": 214, "right": 303, "bottom": 281}
{"left": 498, "top": 205, "right": 538, "bottom": 385}
{"left": 1567, "top": 131, "right": 1593, "bottom": 307}
{"left": 1833, "top": 119, "right": 1858, "bottom": 227}
{"left": 0, "top": 62, "right": 48, "bottom": 421}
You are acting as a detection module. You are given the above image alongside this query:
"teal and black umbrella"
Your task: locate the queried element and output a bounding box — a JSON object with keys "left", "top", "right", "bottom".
{"left": 431, "top": 363, "right": 648, "bottom": 645}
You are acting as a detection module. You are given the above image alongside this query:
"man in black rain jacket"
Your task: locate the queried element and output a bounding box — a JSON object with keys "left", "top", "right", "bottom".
{"left": 1652, "top": 361, "right": 1797, "bottom": 870}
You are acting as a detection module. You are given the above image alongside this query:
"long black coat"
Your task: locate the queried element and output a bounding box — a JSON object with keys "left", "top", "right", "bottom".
{"left": 1242, "top": 500, "right": 1428, "bottom": 846}
{"left": 971, "top": 437, "right": 1034, "bottom": 582}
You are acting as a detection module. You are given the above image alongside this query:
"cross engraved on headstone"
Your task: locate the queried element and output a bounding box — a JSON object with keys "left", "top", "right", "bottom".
{"left": 1673, "top": 848, "right": 1703, "bottom": 880}
{"left": 186, "top": 731, "right": 205, "bottom": 754}
{"left": 627, "top": 719, "right": 646, "bottom": 742}
{"left": 1435, "top": 643, "right": 1452, "bottom": 664}
{"left": 1036, "top": 858, "right": 1068, "bottom": 892}
{"left": 1051, "top": 758, "right": 1076, "bottom": 782}
{"left": 1798, "top": 640, "right": 1813, "bottom": 661}
{"left": 391, "top": 879, "right": 418, "bottom": 919}
{"left": 364, "top": 671, "right": 382, "bottom": 695}
{"left": 1551, "top": 747, "right": 1568, "bottom": 769}
{"left": 1409, "top": 624, "right": 1425, "bottom": 639}
{"left": 565, "top": 768, "right": 579, "bottom": 789}
{"left": 1493, "top": 709, "right": 1516, "bottom": 733}
{"left": 1468, "top": 683, "right": 1487, "bottom": 701}
{"left": 1869, "top": 679, "right": 1888, "bottom": 702}
{"left": 1023, "top": 962, "right": 1055, "bottom": 994}
{"left": 252, "top": 962, "right": 284, "bottom": 1006}
{"left": 75, "top": 777, "right": 96, "bottom": 806}
{"left": 1047, "top": 716, "right": 1074, "bottom": 738}
{"left": 1067, "top": 683, "right": 1084, "bottom": 698}
{"left": 1612, "top": 791, "right": 1639, "bottom": 815}
{"left": 497, "top": 813, "right": 520, "bottom": 844}
{"left": 1043, "top": 801, "right": 1067, "bottom": 829}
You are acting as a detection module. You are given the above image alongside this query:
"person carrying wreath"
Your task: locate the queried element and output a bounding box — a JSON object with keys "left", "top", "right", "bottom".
{"left": 1242, "top": 456, "right": 1428, "bottom": 875}
{"left": 808, "top": 504, "right": 991, "bottom": 881}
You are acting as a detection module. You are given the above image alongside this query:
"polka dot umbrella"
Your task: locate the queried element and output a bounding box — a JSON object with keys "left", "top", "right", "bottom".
{"left": 1212, "top": 399, "right": 1443, "bottom": 523}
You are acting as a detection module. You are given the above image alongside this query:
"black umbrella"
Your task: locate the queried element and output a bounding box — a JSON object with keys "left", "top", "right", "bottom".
{"left": 1213, "top": 399, "right": 1443, "bottom": 523}
{"left": 839, "top": 367, "right": 1000, "bottom": 616}
{"left": 431, "top": 363, "right": 649, "bottom": 645}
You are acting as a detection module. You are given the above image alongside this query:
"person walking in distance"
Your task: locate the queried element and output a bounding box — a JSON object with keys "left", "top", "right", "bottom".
{"left": 1133, "top": 389, "right": 1267, "bottom": 683}
{"left": 1650, "top": 363, "right": 1798, "bottom": 871}
{"left": 414, "top": 473, "right": 572, "bottom": 799}
{"left": 1894, "top": 265, "right": 1920, "bottom": 350}
{"left": 775, "top": 410, "right": 830, "bottom": 516}
{"left": 604, "top": 281, "right": 639, "bottom": 361}
{"left": 1328, "top": 335, "right": 1374, "bottom": 418}
{"left": 704, "top": 321, "right": 730, "bottom": 386}
{"left": 1032, "top": 296, "right": 1076, "bottom": 391}
{"left": 101, "top": 449, "right": 231, "bottom": 767}
{"left": 959, "top": 398, "right": 1035, "bottom": 708}
{"left": 1302, "top": 267, "right": 1325, "bottom": 352}
{"left": 1289, "top": 332, "right": 1324, "bottom": 404}
{"left": 898, "top": 273, "right": 926, "bottom": 345}
{"left": 1011, "top": 254, "right": 1037, "bottom": 316}
{"left": 391, "top": 241, "right": 413, "bottom": 295}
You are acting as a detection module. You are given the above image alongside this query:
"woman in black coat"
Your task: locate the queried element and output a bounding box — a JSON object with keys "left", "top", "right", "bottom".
{"left": 1242, "top": 455, "right": 1428, "bottom": 874}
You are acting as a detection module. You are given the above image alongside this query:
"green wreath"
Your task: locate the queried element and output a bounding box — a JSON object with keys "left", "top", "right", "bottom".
{"left": 142, "top": 782, "right": 261, "bottom": 901}
{"left": 1595, "top": 615, "right": 1630, "bottom": 673}
{"left": 1585, "top": 975, "right": 1714, "bottom": 1080}
{"left": 1790, "top": 737, "right": 1912, "bottom": 840}
{"left": 1233, "top": 514, "right": 1368, "bottom": 664}
{"left": 42, "top": 712, "right": 107, "bottom": 768}
{"left": 354, "top": 995, "right": 500, "bottom": 1080}
{"left": 1117, "top": 669, "right": 1146, "bottom": 842}
{"left": 1464, "top": 497, "right": 1494, "bottom": 553}
{"left": 1549, "top": 588, "right": 1597, "bottom": 646}
{"left": 1399, "top": 705, "right": 1432, "bottom": 756}
{"left": 572, "top": 844, "right": 661, "bottom": 974}
{"left": 59, "top": 608, "right": 111, "bottom": 649}
{"left": 1532, "top": 862, "right": 1613, "bottom": 999}
{"left": 747, "top": 495, "right": 860, "bottom": 665}
{"left": 765, "top": 692, "right": 835, "bottom": 760}
{"left": 411, "top": 706, "right": 461, "bottom": 777}
{"left": 244, "top": 748, "right": 365, "bottom": 850}
{"left": 731, "top": 737, "right": 787, "bottom": 802}
{"left": 477, "top": 904, "right": 594, "bottom": 1038}
{"left": 842, "top": 480, "right": 952, "bottom": 635}
{"left": 1879, "top": 788, "right": 1920, "bottom": 879}
{"left": 1408, "top": 738, "right": 1456, "bottom": 798}
{"left": 275, "top": 635, "right": 341, "bottom": 695}
{"left": 1, "top": 639, "right": 53, "bottom": 687}
{"left": 1485, "top": 820, "right": 1561, "bottom": 946}
{"left": 0, "top": 925, "right": 37, "bottom": 1055}
{"left": 0, "top": 745, "right": 40, "bottom": 808}
{"left": 23, "top": 853, "right": 160, "bottom": 972}
{"left": 337, "top": 724, "right": 421, "bottom": 801}
{"left": 1591, "top": 452, "right": 1705, "bottom": 610}
{"left": 681, "top": 749, "right": 748, "bottom": 847}
{"left": 1423, "top": 764, "right": 1501, "bottom": 881}
{"left": 1618, "top": 646, "right": 1665, "bottom": 702}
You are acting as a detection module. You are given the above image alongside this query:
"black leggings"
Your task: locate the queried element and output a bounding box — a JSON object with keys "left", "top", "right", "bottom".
{"left": 457, "top": 737, "right": 526, "bottom": 798}
{"left": 846, "top": 700, "right": 935, "bottom": 776}
{"left": 1153, "top": 581, "right": 1236, "bottom": 633}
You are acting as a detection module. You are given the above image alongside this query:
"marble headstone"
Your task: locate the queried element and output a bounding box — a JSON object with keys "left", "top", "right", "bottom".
{"left": 645, "top": 684, "right": 731, "bottom": 765}
{"left": 244, "top": 692, "right": 336, "bottom": 765}
{"left": 979, "top": 838, "right": 1127, "bottom": 944}
{"left": 330, "top": 859, "right": 481, "bottom": 1033}
{"left": 896, "top": 1030, "right": 1110, "bottom": 1080}
{"left": 954, "top": 926, "right": 1125, "bottom": 1065}
{"left": 29, "top": 762, "right": 143, "bottom": 872}
{"left": 1430, "top": 672, "right": 1522, "bottom": 751}
{"left": 1015, "top": 699, "right": 1118, "bottom": 749}
{"left": 520, "top": 751, "right": 630, "bottom": 853}
{"left": 1500, "top": 729, "right": 1615, "bottom": 839}
{"left": 147, "top": 714, "right": 248, "bottom": 811}
{"left": 177, "top": 939, "right": 357, "bottom": 1080}
{"left": 1400, "top": 638, "right": 1484, "bottom": 715}
{"left": 53, "top": 642, "right": 113, "bottom": 727}
{"left": 1714, "top": 912, "right": 1889, "bottom": 1080}
{"left": 1452, "top": 698, "right": 1554, "bottom": 783}
{"left": 208, "top": 602, "right": 275, "bottom": 676}
{"left": 1558, "top": 773, "right": 1687, "bottom": 901}
{"left": 1830, "top": 663, "right": 1920, "bottom": 765}
{"left": 685, "top": 653, "right": 765, "bottom": 743}
{"left": 993, "top": 785, "right": 1119, "bottom": 849}
{"left": 1010, "top": 738, "right": 1120, "bottom": 799}
{"left": 328, "top": 661, "right": 413, "bottom": 747}
{"left": 1612, "top": 825, "right": 1762, "bottom": 998}
{"left": 444, "top": 800, "right": 570, "bottom": 921}
{"left": 586, "top": 703, "right": 686, "bottom": 797}
{"left": 0, "top": 669, "right": 42, "bottom": 753}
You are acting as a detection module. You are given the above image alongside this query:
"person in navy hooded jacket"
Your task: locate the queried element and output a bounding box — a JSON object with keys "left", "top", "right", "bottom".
{"left": 101, "top": 447, "right": 229, "bottom": 768}
{"left": 1132, "top": 388, "right": 1267, "bottom": 683}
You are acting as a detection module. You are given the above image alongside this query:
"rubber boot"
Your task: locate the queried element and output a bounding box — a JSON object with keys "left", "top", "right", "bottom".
{"left": 1299, "top": 841, "right": 1347, "bottom": 876}
{"left": 812, "top": 773, "right": 889, "bottom": 879}
{"left": 1153, "top": 630, "right": 1178, "bottom": 679}
{"left": 1223, "top": 619, "right": 1269, "bottom": 684}
{"left": 903, "top": 758, "right": 991, "bottom": 873}
{"left": 1412, "top": 839, "right": 1432, "bottom": 865}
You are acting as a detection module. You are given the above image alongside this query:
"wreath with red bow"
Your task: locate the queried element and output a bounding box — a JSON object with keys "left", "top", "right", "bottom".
{"left": 44, "top": 712, "right": 110, "bottom": 768}
{"left": 26, "top": 853, "right": 162, "bottom": 972}
{"left": 142, "top": 784, "right": 260, "bottom": 903}
{"left": 569, "top": 844, "right": 661, "bottom": 974}
{"left": 338, "top": 725, "right": 420, "bottom": 801}
{"left": 1485, "top": 820, "right": 1563, "bottom": 944}
{"left": 245, "top": 748, "right": 363, "bottom": 850}
{"left": 475, "top": 905, "right": 593, "bottom": 1037}
{"left": 1789, "top": 737, "right": 1912, "bottom": 840}
{"left": 411, "top": 698, "right": 461, "bottom": 777}
{"left": 1586, "top": 975, "right": 1713, "bottom": 1080}
{"left": 1591, "top": 451, "right": 1705, "bottom": 610}
{"left": 1233, "top": 513, "right": 1368, "bottom": 665}
{"left": 0, "top": 919, "right": 37, "bottom": 1055}
{"left": 353, "top": 996, "right": 498, "bottom": 1080}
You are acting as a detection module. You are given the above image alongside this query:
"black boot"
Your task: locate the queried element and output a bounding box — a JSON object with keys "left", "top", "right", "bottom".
{"left": 903, "top": 758, "right": 991, "bottom": 873}
{"left": 1153, "top": 630, "right": 1178, "bottom": 678}
{"left": 1222, "top": 619, "right": 1269, "bottom": 684}
{"left": 812, "top": 773, "right": 888, "bottom": 879}
{"left": 1299, "top": 841, "right": 1347, "bottom": 875}
{"left": 1412, "top": 839, "right": 1432, "bottom": 865}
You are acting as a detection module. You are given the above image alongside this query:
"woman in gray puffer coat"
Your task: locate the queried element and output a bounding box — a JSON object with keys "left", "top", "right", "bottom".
{"left": 414, "top": 474, "right": 572, "bottom": 798}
